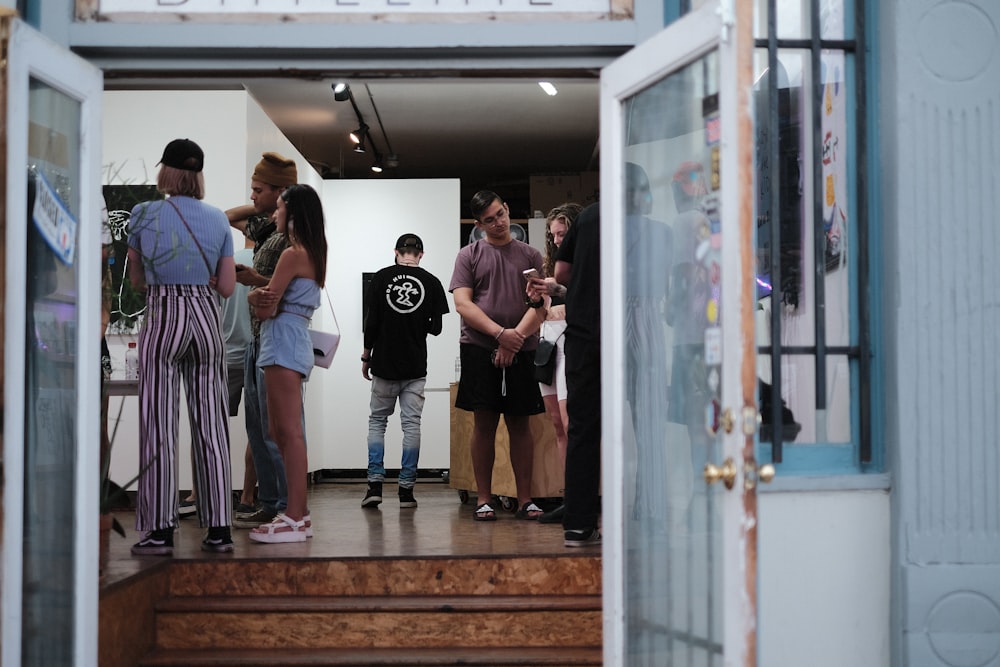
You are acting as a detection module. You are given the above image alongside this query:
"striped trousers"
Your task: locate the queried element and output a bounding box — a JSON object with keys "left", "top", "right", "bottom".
{"left": 135, "top": 284, "right": 232, "bottom": 532}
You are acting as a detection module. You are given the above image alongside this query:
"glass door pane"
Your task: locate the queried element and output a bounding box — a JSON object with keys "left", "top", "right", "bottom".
{"left": 23, "top": 75, "right": 84, "bottom": 667}
{"left": 622, "top": 50, "right": 724, "bottom": 667}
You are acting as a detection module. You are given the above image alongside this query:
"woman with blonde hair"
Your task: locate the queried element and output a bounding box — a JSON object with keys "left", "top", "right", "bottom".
{"left": 128, "top": 138, "right": 236, "bottom": 555}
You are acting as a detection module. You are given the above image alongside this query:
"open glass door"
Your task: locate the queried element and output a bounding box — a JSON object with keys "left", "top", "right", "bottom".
{"left": 601, "top": 1, "right": 761, "bottom": 664}
{"left": 2, "top": 15, "right": 104, "bottom": 666}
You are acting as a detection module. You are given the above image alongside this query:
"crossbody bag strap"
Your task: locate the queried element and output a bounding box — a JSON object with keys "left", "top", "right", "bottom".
{"left": 323, "top": 287, "right": 340, "bottom": 334}
{"left": 166, "top": 198, "right": 214, "bottom": 275}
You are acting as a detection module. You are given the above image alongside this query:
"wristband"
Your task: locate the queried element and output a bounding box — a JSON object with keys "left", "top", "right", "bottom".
{"left": 494, "top": 328, "right": 505, "bottom": 340}
{"left": 526, "top": 297, "right": 544, "bottom": 309}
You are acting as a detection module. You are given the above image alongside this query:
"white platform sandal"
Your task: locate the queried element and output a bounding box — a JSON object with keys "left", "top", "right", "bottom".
{"left": 248, "top": 513, "right": 308, "bottom": 543}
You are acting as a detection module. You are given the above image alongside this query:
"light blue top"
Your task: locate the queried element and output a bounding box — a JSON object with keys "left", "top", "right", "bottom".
{"left": 128, "top": 196, "right": 233, "bottom": 286}
{"left": 257, "top": 277, "right": 322, "bottom": 378}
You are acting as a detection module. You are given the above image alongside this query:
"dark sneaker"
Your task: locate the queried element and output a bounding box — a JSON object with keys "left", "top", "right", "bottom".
{"left": 202, "top": 526, "right": 235, "bottom": 553}
{"left": 362, "top": 482, "right": 383, "bottom": 508}
{"left": 234, "top": 502, "right": 259, "bottom": 517}
{"left": 398, "top": 486, "right": 418, "bottom": 508}
{"left": 131, "top": 529, "right": 174, "bottom": 556}
{"left": 178, "top": 498, "right": 197, "bottom": 518}
{"left": 538, "top": 504, "right": 565, "bottom": 524}
{"left": 233, "top": 508, "right": 277, "bottom": 529}
{"left": 564, "top": 528, "right": 601, "bottom": 547}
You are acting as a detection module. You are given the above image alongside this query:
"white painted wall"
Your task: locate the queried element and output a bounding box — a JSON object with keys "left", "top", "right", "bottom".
{"left": 759, "top": 490, "right": 891, "bottom": 667}
{"left": 103, "top": 89, "right": 459, "bottom": 490}
{"left": 104, "top": 89, "right": 323, "bottom": 491}
{"left": 306, "top": 179, "right": 461, "bottom": 472}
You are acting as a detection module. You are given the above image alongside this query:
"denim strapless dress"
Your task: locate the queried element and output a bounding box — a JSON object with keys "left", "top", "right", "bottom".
{"left": 258, "top": 277, "right": 321, "bottom": 378}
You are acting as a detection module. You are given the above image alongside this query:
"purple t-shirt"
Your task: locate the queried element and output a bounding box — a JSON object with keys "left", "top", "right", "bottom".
{"left": 449, "top": 238, "right": 544, "bottom": 351}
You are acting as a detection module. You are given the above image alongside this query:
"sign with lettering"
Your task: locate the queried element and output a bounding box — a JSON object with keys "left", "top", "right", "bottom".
{"left": 94, "top": 0, "right": 624, "bottom": 18}
{"left": 31, "top": 171, "right": 77, "bottom": 266}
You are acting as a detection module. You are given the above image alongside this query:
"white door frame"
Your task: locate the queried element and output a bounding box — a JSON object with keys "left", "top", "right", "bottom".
{"left": 3, "top": 16, "right": 104, "bottom": 666}
{"left": 600, "top": 1, "right": 760, "bottom": 663}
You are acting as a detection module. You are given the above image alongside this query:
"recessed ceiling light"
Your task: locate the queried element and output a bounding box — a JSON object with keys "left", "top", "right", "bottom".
{"left": 538, "top": 81, "right": 558, "bottom": 96}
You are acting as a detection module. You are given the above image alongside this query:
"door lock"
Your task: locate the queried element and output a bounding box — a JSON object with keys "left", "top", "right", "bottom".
{"left": 719, "top": 408, "right": 735, "bottom": 434}
{"left": 743, "top": 459, "right": 777, "bottom": 489}
{"left": 703, "top": 457, "right": 737, "bottom": 489}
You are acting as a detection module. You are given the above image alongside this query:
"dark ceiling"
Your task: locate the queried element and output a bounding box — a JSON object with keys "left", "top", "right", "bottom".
{"left": 242, "top": 76, "right": 601, "bottom": 217}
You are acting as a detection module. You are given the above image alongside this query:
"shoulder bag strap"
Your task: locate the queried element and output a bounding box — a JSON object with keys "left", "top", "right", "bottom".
{"left": 166, "top": 198, "right": 214, "bottom": 274}
{"left": 323, "top": 287, "right": 340, "bottom": 335}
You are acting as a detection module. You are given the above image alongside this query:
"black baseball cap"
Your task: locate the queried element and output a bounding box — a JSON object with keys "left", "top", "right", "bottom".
{"left": 395, "top": 234, "right": 424, "bottom": 252}
{"left": 158, "top": 138, "right": 205, "bottom": 173}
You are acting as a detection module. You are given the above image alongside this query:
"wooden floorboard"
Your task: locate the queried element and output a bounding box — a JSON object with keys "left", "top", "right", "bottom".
{"left": 103, "top": 480, "right": 589, "bottom": 591}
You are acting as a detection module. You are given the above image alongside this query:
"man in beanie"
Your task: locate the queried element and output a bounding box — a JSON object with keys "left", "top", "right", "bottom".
{"left": 224, "top": 152, "right": 300, "bottom": 530}
{"left": 360, "top": 234, "right": 450, "bottom": 509}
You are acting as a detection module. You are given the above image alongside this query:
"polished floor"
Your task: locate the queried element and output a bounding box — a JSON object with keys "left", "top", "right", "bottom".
{"left": 102, "top": 480, "right": 585, "bottom": 590}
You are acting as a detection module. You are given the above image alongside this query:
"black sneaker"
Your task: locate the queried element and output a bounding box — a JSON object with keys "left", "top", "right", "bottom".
{"left": 178, "top": 498, "right": 197, "bottom": 518}
{"left": 362, "top": 482, "right": 383, "bottom": 508}
{"left": 564, "top": 528, "right": 601, "bottom": 547}
{"left": 131, "top": 528, "right": 174, "bottom": 556}
{"left": 398, "top": 486, "right": 418, "bottom": 508}
{"left": 233, "top": 502, "right": 259, "bottom": 517}
{"left": 233, "top": 508, "right": 277, "bottom": 529}
{"left": 538, "top": 504, "right": 565, "bottom": 524}
{"left": 202, "top": 526, "right": 235, "bottom": 553}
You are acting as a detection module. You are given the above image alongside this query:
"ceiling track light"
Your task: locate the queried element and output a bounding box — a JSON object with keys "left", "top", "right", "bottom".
{"left": 349, "top": 124, "right": 369, "bottom": 145}
{"left": 333, "top": 80, "right": 394, "bottom": 174}
{"left": 332, "top": 82, "right": 351, "bottom": 102}
{"left": 366, "top": 83, "right": 398, "bottom": 170}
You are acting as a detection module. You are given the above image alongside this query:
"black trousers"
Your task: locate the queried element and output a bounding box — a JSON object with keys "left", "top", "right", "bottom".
{"left": 563, "top": 334, "right": 601, "bottom": 532}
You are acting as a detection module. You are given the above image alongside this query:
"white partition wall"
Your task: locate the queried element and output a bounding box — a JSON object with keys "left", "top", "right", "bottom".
{"left": 103, "top": 89, "right": 321, "bottom": 490}
{"left": 307, "top": 179, "right": 461, "bottom": 472}
{"left": 103, "top": 90, "right": 460, "bottom": 486}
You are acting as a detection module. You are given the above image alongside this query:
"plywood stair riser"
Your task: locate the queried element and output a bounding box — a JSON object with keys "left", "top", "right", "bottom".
{"left": 138, "top": 647, "right": 603, "bottom": 666}
{"left": 129, "top": 556, "right": 603, "bottom": 666}
{"left": 168, "top": 556, "right": 601, "bottom": 597}
{"left": 155, "top": 596, "right": 601, "bottom": 650}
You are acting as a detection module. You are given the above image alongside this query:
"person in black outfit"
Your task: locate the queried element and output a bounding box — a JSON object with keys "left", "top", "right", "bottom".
{"left": 548, "top": 202, "right": 603, "bottom": 546}
{"left": 360, "top": 234, "right": 450, "bottom": 509}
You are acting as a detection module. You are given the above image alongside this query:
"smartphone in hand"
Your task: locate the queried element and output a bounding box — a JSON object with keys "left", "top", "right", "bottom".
{"left": 522, "top": 268, "right": 539, "bottom": 281}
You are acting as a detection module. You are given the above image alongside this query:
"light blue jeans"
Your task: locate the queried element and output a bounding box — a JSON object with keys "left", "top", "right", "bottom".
{"left": 244, "top": 339, "right": 287, "bottom": 513}
{"left": 367, "top": 376, "right": 426, "bottom": 488}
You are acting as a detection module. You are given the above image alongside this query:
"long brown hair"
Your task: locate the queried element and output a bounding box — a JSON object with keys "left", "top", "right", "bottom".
{"left": 543, "top": 202, "right": 582, "bottom": 277}
{"left": 281, "top": 184, "right": 328, "bottom": 287}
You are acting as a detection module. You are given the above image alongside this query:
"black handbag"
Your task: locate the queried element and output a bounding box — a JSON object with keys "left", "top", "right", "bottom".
{"left": 533, "top": 333, "right": 563, "bottom": 385}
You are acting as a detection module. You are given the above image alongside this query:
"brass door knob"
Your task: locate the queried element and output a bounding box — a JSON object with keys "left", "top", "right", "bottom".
{"left": 703, "top": 457, "right": 737, "bottom": 490}
{"left": 758, "top": 463, "right": 776, "bottom": 483}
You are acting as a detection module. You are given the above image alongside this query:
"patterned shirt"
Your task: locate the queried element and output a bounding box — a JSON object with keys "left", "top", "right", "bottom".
{"left": 248, "top": 215, "right": 288, "bottom": 339}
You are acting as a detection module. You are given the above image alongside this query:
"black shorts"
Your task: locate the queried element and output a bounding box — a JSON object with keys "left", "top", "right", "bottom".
{"left": 455, "top": 343, "right": 544, "bottom": 416}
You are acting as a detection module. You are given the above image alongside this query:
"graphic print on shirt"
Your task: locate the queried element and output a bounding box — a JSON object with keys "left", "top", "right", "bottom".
{"left": 386, "top": 273, "right": 426, "bottom": 314}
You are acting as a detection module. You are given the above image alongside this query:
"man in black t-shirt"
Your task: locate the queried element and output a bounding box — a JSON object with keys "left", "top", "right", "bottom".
{"left": 360, "top": 234, "right": 450, "bottom": 509}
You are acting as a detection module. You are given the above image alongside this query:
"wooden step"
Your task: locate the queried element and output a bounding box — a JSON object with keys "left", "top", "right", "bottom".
{"left": 154, "top": 594, "right": 602, "bottom": 650}
{"left": 139, "top": 646, "right": 604, "bottom": 666}
{"left": 168, "top": 555, "right": 602, "bottom": 597}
